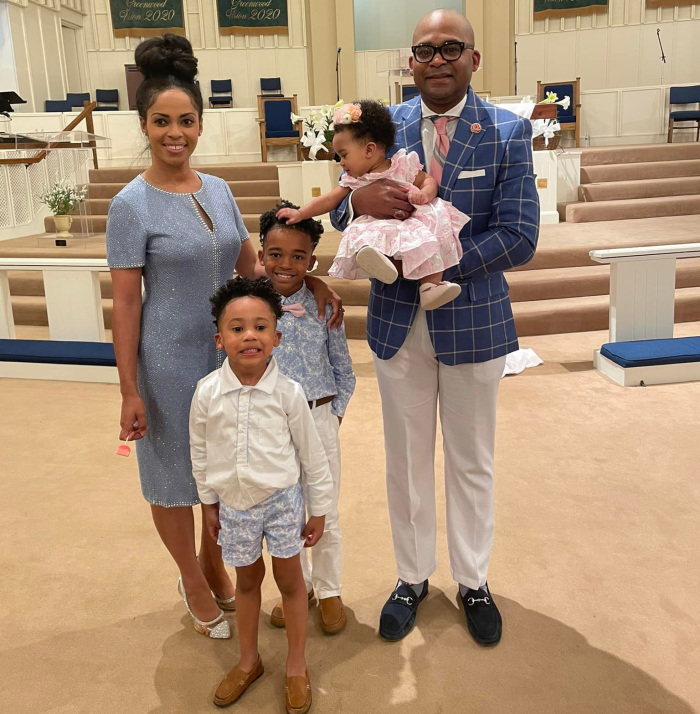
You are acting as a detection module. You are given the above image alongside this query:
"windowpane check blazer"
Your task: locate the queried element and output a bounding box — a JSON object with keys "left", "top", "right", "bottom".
{"left": 331, "top": 88, "right": 540, "bottom": 365}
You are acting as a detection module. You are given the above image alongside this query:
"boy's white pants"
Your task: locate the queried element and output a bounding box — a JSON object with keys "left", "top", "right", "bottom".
{"left": 372, "top": 309, "right": 505, "bottom": 590}
{"left": 301, "top": 401, "right": 342, "bottom": 599}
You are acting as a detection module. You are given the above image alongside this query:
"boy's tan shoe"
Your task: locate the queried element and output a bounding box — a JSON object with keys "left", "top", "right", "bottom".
{"left": 285, "top": 671, "right": 312, "bottom": 714}
{"left": 319, "top": 596, "right": 347, "bottom": 634}
{"left": 270, "top": 590, "right": 314, "bottom": 628}
{"left": 213, "top": 656, "right": 264, "bottom": 707}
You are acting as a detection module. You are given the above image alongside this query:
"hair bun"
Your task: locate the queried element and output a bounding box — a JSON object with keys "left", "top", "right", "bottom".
{"left": 135, "top": 34, "right": 198, "bottom": 83}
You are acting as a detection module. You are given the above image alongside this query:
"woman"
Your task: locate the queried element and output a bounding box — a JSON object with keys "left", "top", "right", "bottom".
{"left": 107, "top": 34, "right": 341, "bottom": 638}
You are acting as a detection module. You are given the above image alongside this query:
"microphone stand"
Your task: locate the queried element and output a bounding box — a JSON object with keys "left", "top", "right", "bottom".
{"left": 336, "top": 48, "right": 342, "bottom": 102}
{"left": 656, "top": 29, "right": 666, "bottom": 85}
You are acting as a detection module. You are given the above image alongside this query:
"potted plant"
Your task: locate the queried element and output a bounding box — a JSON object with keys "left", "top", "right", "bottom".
{"left": 291, "top": 101, "right": 345, "bottom": 161}
{"left": 40, "top": 178, "right": 87, "bottom": 238}
{"left": 523, "top": 91, "right": 570, "bottom": 151}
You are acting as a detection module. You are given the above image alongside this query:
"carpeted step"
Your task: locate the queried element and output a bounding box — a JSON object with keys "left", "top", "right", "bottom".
{"left": 581, "top": 159, "right": 700, "bottom": 184}
{"left": 564, "top": 194, "right": 700, "bottom": 223}
{"left": 76, "top": 195, "right": 281, "bottom": 216}
{"left": 45, "top": 212, "right": 268, "bottom": 234}
{"left": 8, "top": 271, "right": 114, "bottom": 298}
{"left": 320, "top": 278, "right": 370, "bottom": 306}
{"left": 578, "top": 176, "right": 700, "bottom": 203}
{"left": 512, "top": 286, "right": 700, "bottom": 336}
{"left": 579, "top": 142, "right": 700, "bottom": 167}
{"left": 88, "top": 179, "right": 281, "bottom": 200}
{"left": 89, "top": 163, "right": 280, "bottom": 183}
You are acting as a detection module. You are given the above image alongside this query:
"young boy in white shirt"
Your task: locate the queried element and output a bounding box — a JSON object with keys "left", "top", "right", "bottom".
{"left": 189, "top": 276, "right": 332, "bottom": 714}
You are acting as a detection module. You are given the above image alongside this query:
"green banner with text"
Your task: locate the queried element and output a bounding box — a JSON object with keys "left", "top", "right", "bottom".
{"left": 216, "top": 0, "right": 289, "bottom": 35}
{"left": 534, "top": 0, "right": 608, "bottom": 20}
{"left": 109, "top": 0, "right": 184, "bottom": 38}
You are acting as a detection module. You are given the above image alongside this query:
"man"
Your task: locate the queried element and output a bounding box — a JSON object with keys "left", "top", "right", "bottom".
{"left": 331, "top": 10, "right": 539, "bottom": 646}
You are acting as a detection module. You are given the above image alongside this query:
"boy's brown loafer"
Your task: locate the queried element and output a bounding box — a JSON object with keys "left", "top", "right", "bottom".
{"left": 213, "top": 656, "right": 264, "bottom": 707}
{"left": 285, "top": 671, "right": 312, "bottom": 714}
{"left": 270, "top": 590, "right": 314, "bottom": 628}
{"left": 319, "top": 596, "right": 347, "bottom": 634}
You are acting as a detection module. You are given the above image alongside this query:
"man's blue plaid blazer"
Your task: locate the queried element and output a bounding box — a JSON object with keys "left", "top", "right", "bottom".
{"left": 331, "top": 88, "right": 540, "bottom": 366}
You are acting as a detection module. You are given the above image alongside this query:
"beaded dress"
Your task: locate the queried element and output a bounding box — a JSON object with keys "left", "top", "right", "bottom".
{"left": 106, "top": 172, "right": 247, "bottom": 506}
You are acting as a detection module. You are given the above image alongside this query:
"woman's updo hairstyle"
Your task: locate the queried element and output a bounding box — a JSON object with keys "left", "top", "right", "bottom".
{"left": 134, "top": 34, "right": 203, "bottom": 120}
{"left": 333, "top": 99, "right": 395, "bottom": 150}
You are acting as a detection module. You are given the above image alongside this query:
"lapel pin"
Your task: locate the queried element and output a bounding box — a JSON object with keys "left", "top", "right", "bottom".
{"left": 470, "top": 122, "right": 482, "bottom": 134}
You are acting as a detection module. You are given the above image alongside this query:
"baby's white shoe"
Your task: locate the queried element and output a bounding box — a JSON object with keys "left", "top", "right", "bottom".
{"left": 419, "top": 281, "right": 461, "bottom": 310}
{"left": 356, "top": 246, "right": 399, "bottom": 284}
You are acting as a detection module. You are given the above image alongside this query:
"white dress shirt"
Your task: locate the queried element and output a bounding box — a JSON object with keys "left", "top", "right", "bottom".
{"left": 420, "top": 93, "right": 467, "bottom": 174}
{"left": 189, "top": 356, "right": 333, "bottom": 516}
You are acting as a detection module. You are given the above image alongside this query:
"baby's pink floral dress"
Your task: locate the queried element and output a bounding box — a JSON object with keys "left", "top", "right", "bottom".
{"left": 328, "top": 149, "right": 469, "bottom": 281}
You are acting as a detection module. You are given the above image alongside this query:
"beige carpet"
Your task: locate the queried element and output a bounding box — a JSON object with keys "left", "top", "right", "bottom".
{"left": 1, "top": 327, "right": 699, "bottom": 713}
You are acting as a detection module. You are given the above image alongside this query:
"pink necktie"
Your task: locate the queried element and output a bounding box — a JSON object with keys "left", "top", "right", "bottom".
{"left": 282, "top": 303, "right": 306, "bottom": 317}
{"left": 429, "top": 116, "right": 456, "bottom": 185}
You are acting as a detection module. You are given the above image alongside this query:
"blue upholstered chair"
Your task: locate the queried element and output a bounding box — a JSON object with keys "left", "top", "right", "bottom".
{"left": 95, "top": 89, "right": 119, "bottom": 111}
{"left": 45, "top": 99, "right": 72, "bottom": 112}
{"left": 393, "top": 82, "right": 420, "bottom": 105}
{"left": 668, "top": 85, "right": 700, "bottom": 143}
{"left": 260, "top": 77, "right": 283, "bottom": 97}
{"left": 209, "top": 80, "right": 233, "bottom": 108}
{"left": 256, "top": 94, "right": 303, "bottom": 162}
{"left": 537, "top": 77, "right": 581, "bottom": 147}
{"left": 66, "top": 92, "right": 90, "bottom": 109}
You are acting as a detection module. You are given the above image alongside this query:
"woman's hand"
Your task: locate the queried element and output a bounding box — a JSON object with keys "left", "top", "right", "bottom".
{"left": 119, "top": 392, "right": 148, "bottom": 441}
{"left": 305, "top": 275, "right": 344, "bottom": 328}
{"left": 276, "top": 207, "right": 302, "bottom": 225}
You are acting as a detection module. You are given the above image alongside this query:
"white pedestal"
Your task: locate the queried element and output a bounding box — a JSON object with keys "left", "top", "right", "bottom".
{"left": 43, "top": 270, "right": 106, "bottom": 341}
{"left": 277, "top": 161, "right": 343, "bottom": 230}
{"left": 0, "top": 270, "right": 16, "bottom": 338}
{"left": 532, "top": 150, "right": 559, "bottom": 224}
{"left": 557, "top": 150, "right": 582, "bottom": 204}
{"left": 608, "top": 259, "right": 676, "bottom": 342}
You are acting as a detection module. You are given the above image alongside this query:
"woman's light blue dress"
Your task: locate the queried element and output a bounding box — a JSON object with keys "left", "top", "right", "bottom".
{"left": 106, "top": 172, "right": 247, "bottom": 506}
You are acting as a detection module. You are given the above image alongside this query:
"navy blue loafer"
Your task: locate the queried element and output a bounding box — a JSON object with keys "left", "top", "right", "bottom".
{"left": 379, "top": 580, "right": 428, "bottom": 641}
{"left": 459, "top": 583, "right": 502, "bottom": 646}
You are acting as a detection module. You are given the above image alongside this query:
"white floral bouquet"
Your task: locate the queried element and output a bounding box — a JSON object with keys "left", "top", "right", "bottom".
{"left": 522, "top": 91, "right": 571, "bottom": 147}
{"left": 291, "top": 100, "right": 345, "bottom": 159}
{"left": 40, "top": 178, "right": 87, "bottom": 215}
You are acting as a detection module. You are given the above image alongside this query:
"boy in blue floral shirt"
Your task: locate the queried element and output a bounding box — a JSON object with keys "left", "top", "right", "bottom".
{"left": 259, "top": 200, "right": 356, "bottom": 634}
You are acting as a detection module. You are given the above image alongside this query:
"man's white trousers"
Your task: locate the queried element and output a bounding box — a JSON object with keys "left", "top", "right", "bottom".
{"left": 372, "top": 310, "right": 505, "bottom": 589}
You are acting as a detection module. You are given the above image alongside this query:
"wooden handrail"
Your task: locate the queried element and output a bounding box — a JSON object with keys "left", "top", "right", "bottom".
{"left": 0, "top": 100, "right": 100, "bottom": 169}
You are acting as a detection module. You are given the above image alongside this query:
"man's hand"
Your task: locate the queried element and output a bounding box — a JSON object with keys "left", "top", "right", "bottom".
{"left": 302, "top": 515, "right": 326, "bottom": 547}
{"left": 352, "top": 179, "right": 415, "bottom": 221}
{"left": 202, "top": 503, "right": 221, "bottom": 542}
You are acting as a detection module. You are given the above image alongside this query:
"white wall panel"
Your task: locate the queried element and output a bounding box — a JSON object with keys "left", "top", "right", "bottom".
{"left": 580, "top": 89, "right": 618, "bottom": 140}
{"left": 620, "top": 87, "right": 665, "bottom": 137}
{"left": 607, "top": 25, "right": 641, "bottom": 89}
{"left": 516, "top": 0, "right": 700, "bottom": 91}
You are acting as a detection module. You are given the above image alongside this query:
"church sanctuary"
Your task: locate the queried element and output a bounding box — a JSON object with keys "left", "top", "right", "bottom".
{"left": 1, "top": 0, "right": 699, "bottom": 712}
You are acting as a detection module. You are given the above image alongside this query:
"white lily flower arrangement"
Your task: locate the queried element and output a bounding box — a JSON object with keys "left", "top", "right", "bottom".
{"left": 291, "top": 100, "right": 345, "bottom": 159}
{"left": 522, "top": 92, "right": 570, "bottom": 148}
{"left": 40, "top": 178, "right": 87, "bottom": 215}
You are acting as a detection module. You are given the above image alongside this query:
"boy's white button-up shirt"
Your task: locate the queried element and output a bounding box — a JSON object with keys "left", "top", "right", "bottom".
{"left": 189, "top": 357, "right": 333, "bottom": 516}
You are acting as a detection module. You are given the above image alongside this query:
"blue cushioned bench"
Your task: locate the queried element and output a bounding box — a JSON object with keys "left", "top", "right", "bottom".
{"left": 595, "top": 337, "right": 700, "bottom": 387}
{"left": 0, "top": 339, "right": 118, "bottom": 383}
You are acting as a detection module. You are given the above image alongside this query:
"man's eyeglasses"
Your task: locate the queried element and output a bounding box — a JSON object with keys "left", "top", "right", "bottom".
{"left": 411, "top": 41, "right": 474, "bottom": 64}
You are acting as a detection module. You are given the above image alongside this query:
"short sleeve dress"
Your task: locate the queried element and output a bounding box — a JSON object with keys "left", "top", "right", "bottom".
{"left": 106, "top": 172, "right": 247, "bottom": 507}
{"left": 328, "top": 149, "right": 470, "bottom": 281}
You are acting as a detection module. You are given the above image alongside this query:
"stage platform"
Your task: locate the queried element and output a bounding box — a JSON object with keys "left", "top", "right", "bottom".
{"left": 4, "top": 214, "right": 700, "bottom": 340}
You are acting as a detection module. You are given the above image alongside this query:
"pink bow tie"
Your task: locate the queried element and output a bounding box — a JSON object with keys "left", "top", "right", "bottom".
{"left": 282, "top": 303, "right": 306, "bottom": 317}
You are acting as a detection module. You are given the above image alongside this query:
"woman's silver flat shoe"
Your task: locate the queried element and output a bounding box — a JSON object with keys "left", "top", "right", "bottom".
{"left": 178, "top": 578, "right": 231, "bottom": 639}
